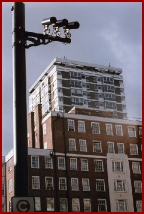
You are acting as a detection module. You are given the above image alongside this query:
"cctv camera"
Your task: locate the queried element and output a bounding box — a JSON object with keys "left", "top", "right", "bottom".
{"left": 41, "top": 17, "right": 57, "bottom": 26}
{"left": 64, "top": 21, "right": 80, "bottom": 29}
{"left": 54, "top": 19, "right": 68, "bottom": 27}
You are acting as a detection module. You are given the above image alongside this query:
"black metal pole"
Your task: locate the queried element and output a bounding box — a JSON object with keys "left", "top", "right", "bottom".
{"left": 12, "top": 2, "right": 28, "bottom": 197}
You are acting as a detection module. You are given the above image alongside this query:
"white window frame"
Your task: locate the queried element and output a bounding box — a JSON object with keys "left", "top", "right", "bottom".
{"left": 8, "top": 159, "right": 12, "bottom": 172}
{"left": 139, "top": 127, "right": 142, "bottom": 138}
{"left": 45, "top": 177, "right": 54, "bottom": 190}
{"left": 68, "top": 119, "right": 75, "bottom": 132}
{"left": 78, "top": 121, "right": 85, "bottom": 132}
{"left": 114, "top": 180, "right": 126, "bottom": 192}
{"left": 31, "top": 156, "right": 39, "bottom": 168}
{"left": 112, "top": 161, "right": 124, "bottom": 173}
{"left": 59, "top": 177, "right": 67, "bottom": 190}
{"left": 107, "top": 142, "right": 115, "bottom": 153}
{"left": 45, "top": 157, "right": 53, "bottom": 169}
{"left": 70, "top": 158, "right": 77, "bottom": 170}
{"left": 94, "top": 160, "right": 104, "bottom": 172}
{"left": 44, "top": 142, "right": 47, "bottom": 149}
{"left": 93, "top": 141, "right": 102, "bottom": 153}
{"left": 83, "top": 199, "right": 91, "bottom": 212}
{"left": 60, "top": 198, "right": 68, "bottom": 212}
{"left": 136, "top": 200, "right": 142, "bottom": 212}
{"left": 106, "top": 124, "right": 113, "bottom": 135}
{"left": 128, "top": 126, "right": 136, "bottom": 137}
{"left": 130, "top": 144, "right": 138, "bottom": 155}
{"left": 72, "top": 198, "right": 80, "bottom": 211}
{"left": 91, "top": 122, "right": 100, "bottom": 134}
{"left": 96, "top": 179, "right": 105, "bottom": 192}
{"left": 32, "top": 176, "right": 40, "bottom": 189}
{"left": 46, "top": 198, "right": 54, "bottom": 211}
{"left": 116, "top": 200, "right": 128, "bottom": 212}
{"left": 8, "top": 179, "right": 12, "bottom": 193}
{"left": 132, "top": 162, "right": 141, "bottom": 174}
{"left": 79, "top": 139, "right": 87, "bottom": 152}
{"left": 82, "top": 178, "right": 90, "bottom": 191}
{"left": 71, "top": 178, "right": 79, "bottom": 191}
{"left": 117, "top": 143, "right": 125, "bottom": 154}
{"left": 43, "top": 123, "right": 46, "bottom": 135}
{"left": 35, "top": 197, "right": 41, "bottom": 211}
{"left": 69, "top": 138, "right": 76, "bottom": 151}
{"left": 81, "top": 159, "right": 88, "bottom": 171}
{"left": 134, "top": 180, "right": 142, "bottom": 193}
{"left": 115, "top": 125, "right": 123, "bottom": 136}
{"left": 58, "top": 157, "right": 66, "bottom": 170}
{"left": 97, "top": 199, "right": 107, "bottom": 212}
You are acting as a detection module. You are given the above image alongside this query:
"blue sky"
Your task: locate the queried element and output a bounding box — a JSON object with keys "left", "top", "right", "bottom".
{"left": 2, "top": 2, "right": 142, "bottom": 155}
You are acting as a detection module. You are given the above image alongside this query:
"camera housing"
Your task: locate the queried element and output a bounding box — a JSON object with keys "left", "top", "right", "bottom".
{"left": 64, "top": 21, "right": 80, "bottom": 29}
{"left": 41, "top": 17, "right": 57, "bottom": 26}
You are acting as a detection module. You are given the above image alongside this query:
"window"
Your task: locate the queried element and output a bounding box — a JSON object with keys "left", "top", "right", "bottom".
{"left": 8, "top": 159, "right": 12, "bottom": 172}
{"left": 128, "top": 126, "right": 136, "bottom": 137}
{"left": 45, "top": 157, "right": 53, "bottom": 169}
{"left": 116, "top": 200, "right": 128, "bottom": 211}
{"left": 69, "top": 138, "right": 76, "bottom": 151}
{"left": 31, "top": 156, "right": 39, "bottom": 168}
{"left": 60, "top": 198, "right": 68, "bottom": 211}
{"left": 44, "top": 142, "right": 47, "bottom": 149}
{"left": 139, "top": 127, "right": 142, "bottom": 138}
{"left": 35, "top": 197, "right": 41, "bottom": 211}
{"left": 78, "top": 121, "right": 85, "bottom": 132}
{"left": 43, "top": 123, "right": 46, "bottom": 135}
{"left": 82, "top": 178, "right": 90, "bottom": 191}
{"left": 132, "top": 162, "right": 141, "bottom": 174}
{"left": 93, "top": 141, "right": 102, "bottom": 153}
{"left": 2, "top": 203, "right": 5, "bottom": 212}
{"left": 58, "top": 157, "right": 65, "bottom": 170}
{"left": 83, "top": 199, "right": 91, "bottom": 212}
{"left": 72, "top": 199, "right": 80, "bottom": 211}
{"left": 117, "top": 143, "right": 124, "bottom": 154}
{"left": 91, "top": 122, "right": 100, "bottom": 134}
{"left": 8, "top": 179, "right": 12, "bottom": 193}
{"left": 98, "top": 199, "right": 107, "bottom": 212}
{"left": 70, "top": 158, "right": 77, "bottom": 170}
{"left": 81, "top": 159, "right": 88, "bottom": 171}
{"left": 45, "top": 177, "right": 54, "bottom": 190}
{"left": 32, "top": 176, "right": 40, "bottom": 189}
{"left": 115, "top": 125, "right": 123, "bottom": 136}
{"left": 114, "top": 180, "right": 126, "bottom": 192}
{"left": 136, "top": 200, "right": 142, "bottom": 212}
{"left": 134, "top": 181, "right": 142, "bottom": 193}
{"left": 96, "top": 179, "right": 105, "bottom": 191}
{"left": 71, "top": 178, "right": 79, "bottom": 191}
{"left": 2, "top": 183, "right": 5, "bottom": 196}
{"left": 46, "top": 198, "right": 54, "bottom": 211}
{"left": 68, "top": 119, "right": 75, "bottom": 131}
{"left": 112, "top": 161, "right": 124, "bottom": 173}
{"left": 79, "top": 139, "right": 87, "bottom": 152}
{"left": 106, "top": 124, "right": 113, "bottom": 135}
{"left": 130, "top": 144, "right": 138, "bottom": 155}
{"left": 95, "top": 160, "right": 104, "bottom": 172}
{"left": 59, "top": 178, "right": 67, "bottom": 190}
{"left": 107, "top": 142, "right": 115, "bottom": 153}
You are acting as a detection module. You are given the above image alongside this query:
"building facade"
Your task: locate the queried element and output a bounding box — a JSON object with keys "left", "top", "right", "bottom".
{"left": 5, "top": 106, "right": 142, "bottom": 212}
{"left": 2, "top": 156, "right": 6, "bottom": 212}
{"left": 29, "top": 57, "right": 127, "bottom": 121}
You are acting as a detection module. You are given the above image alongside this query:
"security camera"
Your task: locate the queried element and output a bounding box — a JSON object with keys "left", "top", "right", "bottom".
{"left": 41, "top": 17, "right": 57, "bottom": 26}
{"left": 54, "top": 19, "right": 68, "bottom": 27}
{"left": 64, "top": 21, "right": 80, "bottom": 29}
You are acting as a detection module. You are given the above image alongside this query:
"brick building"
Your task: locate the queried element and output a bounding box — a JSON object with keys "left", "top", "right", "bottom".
{"left": 5, "top": 106, "right": 142, "bottom": 212}
{"left": 2, "top": 156, "right": 6, "bottom": 211}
